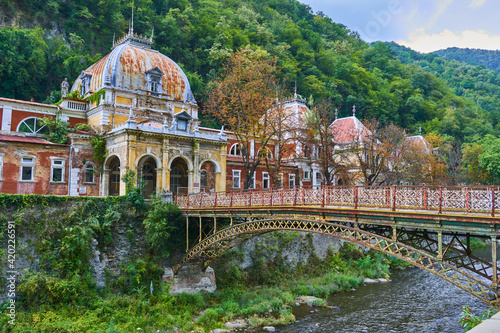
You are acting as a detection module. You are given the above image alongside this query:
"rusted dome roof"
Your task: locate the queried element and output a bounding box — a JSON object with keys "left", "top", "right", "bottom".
{"left": 71, "top": 34, "right": 195, "bottom": 103}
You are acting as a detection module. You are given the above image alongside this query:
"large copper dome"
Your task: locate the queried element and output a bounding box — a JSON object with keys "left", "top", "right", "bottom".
{"left": 71, "top": 33, "right": 195, "bottom": 104}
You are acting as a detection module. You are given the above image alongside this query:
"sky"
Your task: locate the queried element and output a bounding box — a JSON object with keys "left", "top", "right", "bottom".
{"left": 299, "top": 0, "right": 500, "bottom": 53}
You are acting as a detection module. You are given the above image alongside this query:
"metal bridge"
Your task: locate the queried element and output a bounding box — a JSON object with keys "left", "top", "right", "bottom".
{"left": 176, "top": 185, "right": 500, "bottom": 306}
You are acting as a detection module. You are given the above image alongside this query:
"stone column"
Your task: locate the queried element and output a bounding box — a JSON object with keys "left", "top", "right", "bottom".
{"left": 216, "top": 145, "right": 227, "bottom": 192}
{"left": 188, "top": 170, "right": 194, "bottom": 194}
{"left": 101, "top": 168, "right": 110, "bottom": 196}
{"left": 192, "top": 141, "right": 200, "bottom": 193}
{"left": 119, "top": 166, "right": 127, "bottom": 196}
{"left": 165, "top": 168, "right": 171, "bottom": 193}
{"left": 156, "top": 168, "right": 163, "bottom": 195}
{"left": 162, "top": 138, "right": 170, "bottom": 191}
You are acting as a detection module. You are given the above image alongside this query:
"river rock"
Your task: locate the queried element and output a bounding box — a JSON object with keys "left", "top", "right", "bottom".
{"left": 295, "top": 296, "right": 317, "bottom": 303}
{"left": 263, "top": 326, "right": 276, "bottom": 332}
{"left": 225, "top": 319, "right": 247, "bottom": 329}
{"left": 378, "top": 278, "right": 390, "bottom": 282}
{"left": 364, "top": 278, "right": 378, "bottom": 283}
{"left": 295, "top": 296, "right": 324, "bottom": 307}
{"left": 212, "top": 330, "right": 230, "bottom": 333}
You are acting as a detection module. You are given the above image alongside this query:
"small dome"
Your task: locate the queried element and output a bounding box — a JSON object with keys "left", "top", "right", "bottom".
{"left": 71, "top": 34, "right": 195, "bottom": 103}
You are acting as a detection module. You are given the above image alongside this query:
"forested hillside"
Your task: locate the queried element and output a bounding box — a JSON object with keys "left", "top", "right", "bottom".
{"left": 2, "top": 0, "right": 500, "bottom": 183}
{"left": 387, "top": 42, "right": 500, "bottom": 141}
{"left": 0, "top": 0, "right": 493, "bottom": 136}
{"left": 432, "top": 47, "right": 500, "bottom": 73}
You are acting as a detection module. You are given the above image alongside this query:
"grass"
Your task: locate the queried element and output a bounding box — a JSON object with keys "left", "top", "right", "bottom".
{"left": 2, "top": 244, "right": 406, "bottom": 332}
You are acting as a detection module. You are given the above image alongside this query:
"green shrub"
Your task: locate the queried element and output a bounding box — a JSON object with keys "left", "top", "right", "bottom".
{"left": 18, "top": 272, "right": 96, "bottom": 309}
{"left": 175, "top": 292, "right": 206, "bottom": 312}
{"left": 122, "top": 170, "right": 146, "bottom": 212}
{"left": 459, "top": 306, "right": 498, "bottom": 331}
{"left": 143, "top": 196, "right": 184, "bottom": 259}
{"left": 197, "top": 308, "right": 220, "bottom": 328}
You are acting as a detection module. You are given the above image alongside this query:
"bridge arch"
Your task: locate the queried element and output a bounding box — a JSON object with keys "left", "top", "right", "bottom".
{"left": 178, "top": 218, "right": 499, "bottom": 306}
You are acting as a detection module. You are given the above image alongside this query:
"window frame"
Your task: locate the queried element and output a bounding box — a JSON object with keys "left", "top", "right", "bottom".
{"left": 177, "top": 119, "right": 188, "bottom": 131}
{"left": 83, "top": 163, "right": 96, "bottom": 184}
{"left": 81, "top": 75, "right": 90, "bottom": 96}
{"left": 200, "top": 169, "right": 208, "bottom": 188}
{"left": 315, "top": 172, "right": 323, "bottom": 186}
{"left": 232, "top": 170, "right": 241, "bottom": 189}
{"left": 303, "top": 170, "right": 310, "bottom": 180}
{"left": 258, "top": 147, "right": 273, "bottom": 159}
{"left": 149, "top": 75, "right": 162, "bottom": 96}
{"left": 19, "top": 155, "right": 36, "bottom": 182}
{"left": 277, "top": 173, "right": 283, "bottom": 188}
{"left": 289, "top": 174, "right": 296, "bottom": 188}
{"left": 17, "top": 117, "right": 49, "bottom": 135}
{"left": 229, "top": 143, "right": 242, "bottom": 156}
{"left": 249, "top": 172, "right": 256, "bottom": 189}
{"left": 262, "top": 172, "right": 270, "bottom": 189}
{"left": 50, "top": 157, "right": 66, "bottom": 183}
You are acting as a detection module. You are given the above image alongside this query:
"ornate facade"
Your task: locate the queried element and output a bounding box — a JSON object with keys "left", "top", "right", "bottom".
{"left": 0, "top": 32, "right": 227, "bottom": 196}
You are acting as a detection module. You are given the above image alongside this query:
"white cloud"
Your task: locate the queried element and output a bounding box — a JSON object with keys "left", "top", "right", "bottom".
{"left": 397, "top": 29, "right": 500, "bottom": 53}
{"left": 469, "top": 0, "right": 486, "bottom": 7}
{"left": 423, "top": 0, "right": 455, "bottom": 31}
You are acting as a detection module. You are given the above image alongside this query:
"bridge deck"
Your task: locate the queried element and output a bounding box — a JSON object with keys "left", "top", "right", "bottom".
{"left": 179, "top": 186, "right": 500, "bottom": 236}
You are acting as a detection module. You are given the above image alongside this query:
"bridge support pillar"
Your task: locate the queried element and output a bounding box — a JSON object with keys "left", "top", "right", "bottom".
{"left": 199, "top": 216, "right": 202, "bottom": 243}
{"left": 214, "top": 217, "right": 217, "bottom": 235}
{"left": 437, "top": 231, "right": 443, "bottom": 261}
{"left": 392, "top": 227, "right": 397, "bottom": 241}
{"left": 492, "top": 236, "right": 498, "bottom": 289}
{"left": 164, "top": 265, "right": 216, "bottom": 294}
{"left": 186, "top": 216, "right": 189, "bottom": 252}
{"left": 466, "top": 234, "right": 472, "bottom": 255}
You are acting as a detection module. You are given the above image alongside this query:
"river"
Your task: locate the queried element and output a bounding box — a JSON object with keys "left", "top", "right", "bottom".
{"left": 274, "top": 245, "right": 497, "bottom": 333}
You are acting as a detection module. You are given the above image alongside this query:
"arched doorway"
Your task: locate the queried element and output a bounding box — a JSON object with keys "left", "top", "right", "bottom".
{"left": 170, "top": 158, "right": 188, "bottom": 195}
{"left": 108, "top": 156, "right": 121, "bottom": 196}
{"left": 200, "top": 161, "right": 216, "bottom": 192}
{"left": 139, "top": 157, "right": 157, "bottom": 198}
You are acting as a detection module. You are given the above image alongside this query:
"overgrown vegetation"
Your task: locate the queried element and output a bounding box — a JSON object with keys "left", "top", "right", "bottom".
{"left": 0, "top": 192, "right": 412, "bottom": 331}
{"left": 41, "top": 116, "right": 72, "bottom": 144}
{"left": 459, "top": 306, "right": 499, "bottom": 331}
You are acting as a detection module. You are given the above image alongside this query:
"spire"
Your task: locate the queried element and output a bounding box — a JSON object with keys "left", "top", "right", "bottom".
{"left": 335, "top": 108, "right": 338, "bottom": 120}
{"left": 352, "top": 104, "right": 356, "bottom": 117}
{"left": 419, "top": 126, "right": 422, "bottom": 136}
{"left": 130, "top": 5, "right": 134, "bottom": 35}
{"left": 125, "top": 105, "right": 137, "bottom": 129}
{"left": 112, "top": 32, "right": 115, "bottom": 46}
{"left": 112, "top": 1, "right": 152, "bottom": 50}
{"left": 150, "top": 26, "right": 154, "bottom": 42}
{"left": 294, "top": 81, "right": 297, "bottom": 99}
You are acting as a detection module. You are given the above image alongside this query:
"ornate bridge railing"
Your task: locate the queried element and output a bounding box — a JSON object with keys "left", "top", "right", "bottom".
{"left": 177, "top": 185, "right": 500, "bottom": 216}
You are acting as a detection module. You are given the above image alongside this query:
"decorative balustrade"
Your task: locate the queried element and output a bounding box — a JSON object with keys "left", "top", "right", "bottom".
{"left": 177, "top": 186, "right": 500, "bottom": 217}
{"left": 67, "top": 101, "right": 88, "bottom": 111}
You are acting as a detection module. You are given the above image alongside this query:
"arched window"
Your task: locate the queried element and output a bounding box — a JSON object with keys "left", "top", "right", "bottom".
{"left": 258, "top": 147, "right": 273, "bottom": 159}
{"left": 229, "top": 143, "right": 242, "bottom": 156}
{"left": 200, "top": 170, "right": 208, "bottom": 188}
{"left": 17, "top": 117, "right": 49, "bottom": 135}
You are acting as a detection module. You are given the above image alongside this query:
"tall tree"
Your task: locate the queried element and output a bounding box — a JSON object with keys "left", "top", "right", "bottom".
{"left": 348, "top": 119, "right": 393, "bottom": 185}
{"left": 304, "top": 100, "right": 350, "bottom": 186}
{"left": 261, "top": 88, "right": 298, "bottom": 189}
{"left": 205, "top": 46, "right": 278, "bottom": 189}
